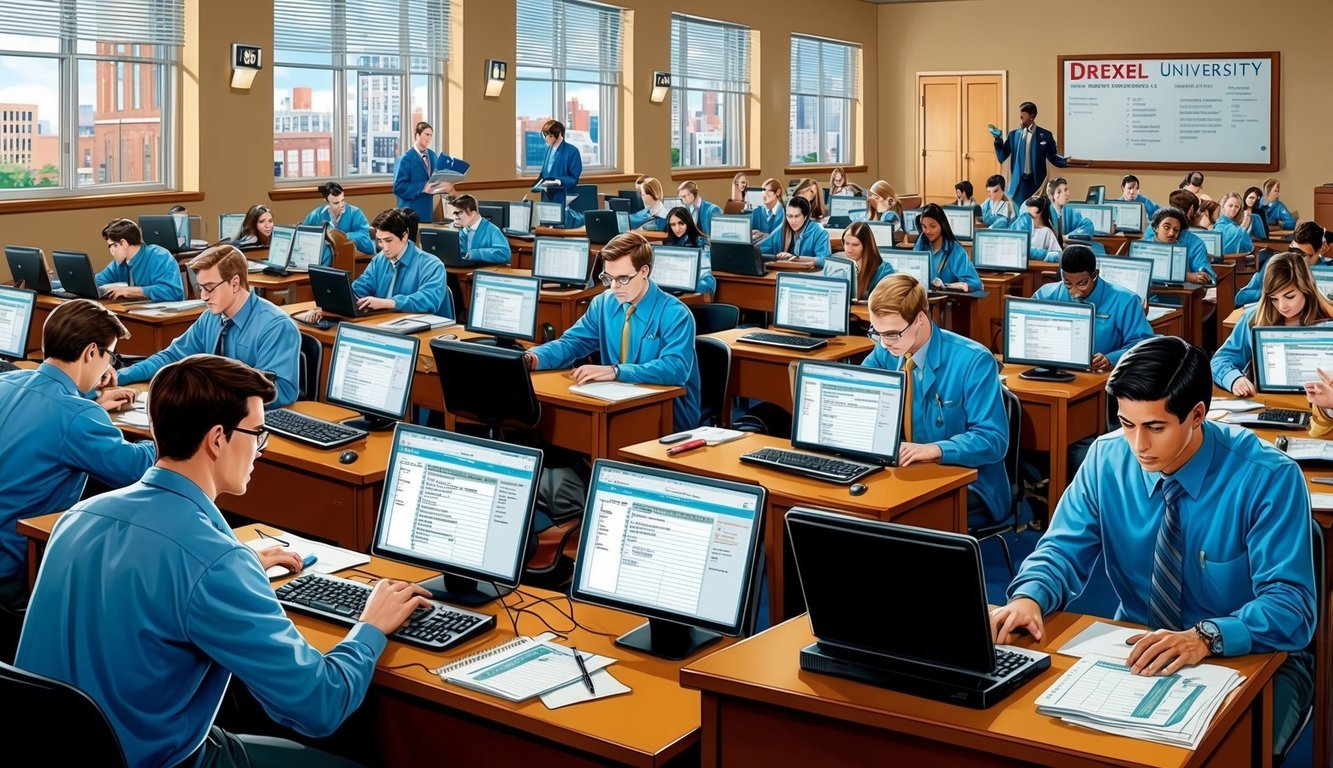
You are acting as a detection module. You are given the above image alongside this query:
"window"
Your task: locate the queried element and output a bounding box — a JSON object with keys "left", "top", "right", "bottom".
{"left": 274, "top": 0, "right": 450, "bottom": 181}
{"left": 0, "top": 0, "right": 180, "bottom": 194}
{"left": 670, "top": 14, "right": 749, "bottom": 168}
{"left": 790, "top": 35, "right": 859, "bottom": 165}
{"left": 515, "top": 0, "right": 623, "bottom": 173}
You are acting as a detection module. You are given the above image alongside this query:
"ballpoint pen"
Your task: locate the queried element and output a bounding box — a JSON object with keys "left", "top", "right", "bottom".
{"left": 666, "top": 438, "right": 708, "bottom": 456}
{"left": 571, "top": 646, "right": 596, "bottom": 695}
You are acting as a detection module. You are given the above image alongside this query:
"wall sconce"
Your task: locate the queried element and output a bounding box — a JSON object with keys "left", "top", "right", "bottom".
{"left": 651, "top": 71, "right": 671, "bottom": 104}
{"left": 485, "top": 60, "right": 508, "bottom": 98}
{"left": 231, "top": 43, "right": 262, "bottom": 90}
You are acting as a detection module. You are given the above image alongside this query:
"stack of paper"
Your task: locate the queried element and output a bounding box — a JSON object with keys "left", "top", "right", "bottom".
{"left": 374, "top": 314, "right": 454, "bottom": 334}
{"left": 1274, "top": 437, "right": 1333, "bottom": 462}
{"left": 126, "top": 299, "right": 207, "bottom": 315}
{"left": 438, "top": 634, "right": 626, "bottom": 708}
{"left": 568, "top": 381, "right": 657, "bottom": 402}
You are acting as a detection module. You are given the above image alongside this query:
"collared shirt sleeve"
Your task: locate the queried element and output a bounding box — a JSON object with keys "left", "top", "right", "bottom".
{"left": 137, "top": 246, "right": 186, "bottom": 302}
{"left": 391, "top": 253, "right": 446, "bottom": 314}
{"left": 757, "top": 227, "right": 783, "bottom": 257}
{"left": 59, "top": 407, "right": 156, "bottom": 486}
{"left": 531, "top": 297, "right": 604, "bottom": 370}
{"left": 805, "top": 225, "right": 831, "bottom": 267}
{"left": 1211, "top": 309, "right": 1254, "bottom": 391}
{"left": 253, "top": 314, "right": 301, "bottom": 408}
{"left": 465, "top": 222, "right": 512, "bottom": 265}
{"left": 1106, "top": 292, "right": 1154, "bottom": 365}
{"left": 616, "top": 302, "right": 696, "bottom": 386}
{"left": 946, "top": 242, "right": 983, "bottom": 291}
{"left": 118, "top": 316, "right": 209, "bottom": 384}
{"left": 94, "top": 260, "right": 126, "bottom": 288}
{"left": 351, "top": 256, "right": 383, "bottom": 298}
{"left": 554, "top": 144, "right": 581, "bottom": 190}
{"left": 1187, "top": 238, "right": 1216, "bottom": 279}
{"left": 343, "top": 206, "right": 375, "bottom": 255}
{"left": 934, "top": 349, "right": 1007, "bottom": 469}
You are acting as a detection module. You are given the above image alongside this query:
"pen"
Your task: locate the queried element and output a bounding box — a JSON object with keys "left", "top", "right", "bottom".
{"left": 666, "top": 438, "right": 708, "bottom": 456}
{"left": 571, "top": 646, "right": 596, "bottom": 695}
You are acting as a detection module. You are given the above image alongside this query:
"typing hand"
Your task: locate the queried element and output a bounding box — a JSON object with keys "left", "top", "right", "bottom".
{"left": 96, "top": 387, "right": 137, "bottom": 413}
{"left": 297, "top": 309, "right": 324, "bottom": 324}
{"left": 1186, "top": 271, "right": 1212, "bottom": 285}
{"left": 1231, "top": 376, "right": 1256, "bottom": 398}
{"left": 361, "top": 579, "right": 434, "bottom": 635}
{"left": 571, "top": 364, "right": 617, "bottom": 384}
{"left": 896, "top": 442, "right": 942, "bottom": 466}
{"left": 356, "top": 296, "right": 395, "bottom": 312}
{"left": 1125, "top": 629, "right": 1210, "bottom": 676}
{"left": 990, "top": 597, "right": 1044, "bottom": 644}
{"left": 255, "top": 545, "right": 303, "bottom": 574}
{"left": 1090, "top": 353, "right": 1112, "bottom": 374}
{"left": 104, "top": 285, "right": 145, "bottom": 301}
{"left": 1303, "top": 368, "right": 1333, "bottom": 409}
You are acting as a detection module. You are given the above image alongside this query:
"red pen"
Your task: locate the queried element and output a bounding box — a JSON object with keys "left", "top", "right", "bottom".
{"left": 666, "top": 438, "right": 708, "bottom": 456}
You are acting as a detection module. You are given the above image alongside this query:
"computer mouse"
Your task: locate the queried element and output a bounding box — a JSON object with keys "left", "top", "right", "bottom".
{"left": 338, "top": 450, "right": 360, "bottom": 465}
{"left": 1276, "top": 435, "right": 1289, "bottom": 451}
{"left": 849, "top": 483, "right": 868, "bottom": 497}
{"left": 436, "top": 333, "right": 458, "bottom": 342}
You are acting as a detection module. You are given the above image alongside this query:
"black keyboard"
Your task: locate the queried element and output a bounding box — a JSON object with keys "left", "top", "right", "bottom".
{"left": 266, "top": 407, "right": 367, "bottom": 449}
{"left": 737, "top": 331, "right": 828, "bottom": 351}
{"left": 740, "top": 447, "right": 880, "bottom": 484}
{"left": 989, "top": 648, "right": 1032, "bottom": 679}
{"left": 295, "top": 313, "right": 337, "bottom": 331}
{"left": 275, "top": 573, "right": 495, "bottom": 652}
{"left": 1255, "top": 408, "right": 1311, "bottom": 427}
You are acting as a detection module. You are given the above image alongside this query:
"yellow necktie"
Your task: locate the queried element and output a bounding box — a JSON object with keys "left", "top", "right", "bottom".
{"left": 620, "top": 303, "right": 636, "bottom": 363}
{"left": 902, "top": 353, "right": 915, "bottom": 442}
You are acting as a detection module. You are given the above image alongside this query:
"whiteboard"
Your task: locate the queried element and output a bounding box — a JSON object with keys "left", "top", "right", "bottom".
{"left": 1058, "top": 52, "right": 1279, "bottom": 171}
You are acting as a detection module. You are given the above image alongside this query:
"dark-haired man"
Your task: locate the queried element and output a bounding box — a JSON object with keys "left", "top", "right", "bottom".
{"left": 303, "top": 181, "right": 373, "bottom": 254}
{"left": 97, "top": 217, "right": 186, "bottom": 302}
{"left": 980, "top": 174, "right": 1014, "bottom": 228}
{"left": 1033, "top": 245, "right": 1153, "bottom": 373}
{"left": 448, "top": 194, "right": 512, "bottom": 264}
{"left": 351, "top": 208, "right": 451, "bottom": 317}
{"left": 991, "top": 102, "right": 1071, "bottom": 203}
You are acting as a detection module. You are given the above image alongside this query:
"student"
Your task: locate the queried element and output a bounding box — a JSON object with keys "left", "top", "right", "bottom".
{"left": 628, "top": 176, "right": 669, "bottom": 231}
{"left": 953, "top": 180, "right": 976, "bottom": 207}
{"left": 1213, "top": 191, "right": 1255, "bottom": 257}
{"left": 866, "top": 179, "right": 905, "bottom": 228}
{"left": 524, "top": 233, "right": 700, "bottom": 430}
{"left": 393, "top": 121, "right": 460, "bottom": 223}
{"left": 447, "top": 194, "right": 511, "bottom": 265}
{"left": 750, "top": 177, "right": 785, "bottom": 239}
{"left": 861, "top": 273, "right": 1008, "bottom": 527}
{"left": 533, "top": 119, "right": 582, "bottom": 205}
{"left": 1033, "top": 245, "right": 1153, "bottom": 371}
{"left": 663, "top": 205, "right": 716, "bottom": 295}
{"left": 16, "top": 355, "right": 429, "bottom": 767}
{"left": 1145, "top": 198, "right": 1214, "bottom": 285}
{"left": 991, "top": 101, "right": 1070, "bottom": 202}
{"left": 838, "top": 220, "right": 893, "bottom": 301}
{"left": 677, "top": 180, "right": 722, "bottom": 236}
{"left": 96, "top": 218, "right": 186, "bottom": 301}
{"left": 729, "top": 172, "right": 750, "bottom": 210}
{"left": 1303, "top": 367, "right": 1333, "bottom": 438}
{"left": 113, "top": 246, "right": 302, "bottom": 408}
{"left": 233, "top": 204, "right": 273, "bottom": 247}
{"left": 790, "top": 177, "right": 828, "bottom": 222}
{"left": 1235, "top": 222, "right": 1325, "bottom": 307}
{"left": 1113, "top": 174, "right": 1160, "bottom": 218}
{"left": 980, "top": 174, "right": 1015, "bottom": 229}
{"left": 1046, "top": 177, "right": 1094, "bottom": 240}
{"left": 1242, "top": 186, "right": 1265, "bottom": 239}
{"left": 912, "top": 203, "right": 982, "bottom": 292}
{"left": 0, "top": 300, "right": 155, "bottom": 609}
{"left": 829, "top": 167, "right": 853, "bottom": 196}
{"left": 992, "top": 337, "right": 1314, "bottom": 758}
{"left": 758, "top": 196, "right": 832, "bottom": 267}
{"left": 1213, "top": 251, "right": 1333, "bottom": 395}
{"left": 1178, "top": 170, "right": 1212, "bottom": 205}
{"left": 1023, "top": 196, "right": 1064, "bottom": 262}
{"left": 349, "top": 208, "right": 451, "bottom": 317}
{"left": 303, "top": 181, "right": 373, "bottom": 255}
{"left": 1194, "top": 198, "right": 1220, "bottom": 231}
{"left": 1261, "top": 177, "right": 1297, "bottom": 230}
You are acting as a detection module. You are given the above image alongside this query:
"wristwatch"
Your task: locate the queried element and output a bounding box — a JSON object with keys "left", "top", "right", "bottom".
{"left": 611, "top": 364, "right": 620, "bottom": 380}
{"left": 1194, "top": 620, "right": 1223, "bottom": 656}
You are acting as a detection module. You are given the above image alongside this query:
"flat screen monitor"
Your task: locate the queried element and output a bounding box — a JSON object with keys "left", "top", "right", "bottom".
{"left": 881, "top": 251, "right": 930, "bottom": 288}
{"left": 1312, "top": 265, "right": 1333, "bottom": 301}
{"left": 1129, "top": 241, "right": 1188, "bottom": 285}
{"left": 902, "top": 208, "right": 922, "bottom": 235}
{"left": 325, "top": 323, "right": 419, "bottom": 430}
{"left": 0, "top": 285, "right": 36, "bottom": 360}
{"left": 661, "top": 196, "right": 684, "bottom": 212}
{"left": 1253, "top": 326, "right": 1333, "bottom": 394}
{"left": 863, "top": 220, "right": 896, "bottom": 249}
{"left": 532, "top": 237, "right": 591, "bottom": 288}
{"left": 288, "top": 224, "right": 325, "bottom": 271}
{"left": 467, "top": 271, "right": 541, "bottom": 347}
{"left": 615, "top": 210, "right": 630, "bottom": 233}
{"left": 744, "top": 189, "right": 765, "bottom": 208}
{"left": 792, "top": 360, "right": 905, "bottom": 466}
{"left": 1004, "top": 296, "right": 1095, "bottom": 381}
{"left": 971, "top": 228, "right": 1030, "bottom": 271}
{"left": 372, "top": 423, "right": 544, "bottom": 606}
{"left": 264, "top": 225, "right": 296, "bottom": 270}
{"left": 570, "top": 459, "right": 765, "bottom": 659}
{"left": 506, "top": 201, "right": 531, "bottom": 233}
{"left": 1066, "top": 203, "right": 1114, "bottom": 236}
{"left": 828, "top": 196, "right": 865, "bottom": 220}
{"left": 651, "top": 246, "right": 701, "bottom": 293}
{"left": 218, "top": 213, "right": 246, "bottom": 242}
{"left": 535, "top": 201, "right": 564, "bottom": 227}
{"left": 821, "top": 255, "right": 856, "bottom": 293}
{"left": 1194, "top": 229, "right": 1223, "bottom": 260}
{"left": 1086, "top": 185, "right": 1106, "bottom": 204}
{"left": 4, "top": 246, "right": 52, "bottom": 294}
{"left": 942, "top": 205, "right": 974, "bottom": 241}
{"left": 478, "top": 202, "right": 507, "bottom": 230}
{"left": 1098, "top": 257, "right": 1154, "bottom": 305}
{"left": 1107, "top": 200, "right": 1146, "bottom": 232}
{"left": 774, "top": 273, "right": 850, "bottom": 338}
{"left": 710, "top": 214, "right": 751, "bottom": 244}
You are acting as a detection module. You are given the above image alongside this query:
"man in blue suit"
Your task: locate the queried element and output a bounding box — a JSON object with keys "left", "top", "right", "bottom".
{"left": 992, "top": 102, "right": 1071, "bottom": 203}
{"left": 393, "top": 121, "right": 467, "bottom": 224}
{"left": 535, "top": 119, "right": 583, "bottom": 206}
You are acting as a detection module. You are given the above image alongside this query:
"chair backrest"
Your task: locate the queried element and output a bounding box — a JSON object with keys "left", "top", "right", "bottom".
{"left": 324, "top": 226, "right": 358, "bottom": 272}
{"left": 0, "top": 662, "right": 127, "bottom": 765}
{"left": 689, "top": 303, "right": 741, "bottom": 335}
{"left": 1000, "top": 384, "right": 1023, "bottom": 513}
{"left": 695, "top": 336, "right": 732, "bottom": 427}
{"left": 722, "top": 200, "right": 747, "bottom": 215}
{"left": 297, "top": 332, "right": 323, "bottom": 401}
{"left": 569, "top": 184, "right": 599, "bottom": 214}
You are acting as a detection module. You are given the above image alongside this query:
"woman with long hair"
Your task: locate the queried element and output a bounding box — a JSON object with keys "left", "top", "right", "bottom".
{"left": 790, "top": 177, "right": 827, "bottom": 222}
{"left": 234, "top": 204, "right": 273, "bottom": 246}
{"left": 911, "top": 203, "right": 981, "bottom": 291}
{"left": 1214, "top": 192, "right": 1254, "bottom": 256}
{"left": 663, "top": 205, "right": 716, "bottom": 295}
{"left": 839, "top": 221, "right": 893, "bottom": 300}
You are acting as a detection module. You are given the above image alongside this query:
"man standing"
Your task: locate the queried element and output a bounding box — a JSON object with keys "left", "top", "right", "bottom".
{"left": 992, "top": 102, "right": 1070, "bottom": 203}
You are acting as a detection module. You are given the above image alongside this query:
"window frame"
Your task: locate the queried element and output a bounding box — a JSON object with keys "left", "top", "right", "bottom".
{"left": 669, "top": 14, "right": 750, "bottom": 170}
{"left": 789, "top": 34, "right": 860, "bottom": 167}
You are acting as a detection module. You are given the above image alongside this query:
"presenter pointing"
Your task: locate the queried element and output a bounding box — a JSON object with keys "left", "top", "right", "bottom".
{"left": 991, "top": 102, "right": 1078, "bottom": 203}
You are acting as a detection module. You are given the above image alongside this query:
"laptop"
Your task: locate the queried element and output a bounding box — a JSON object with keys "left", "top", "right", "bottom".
{"left": 584, "top": 210, "right": 621, "bottom": 246}
{"left": 5, "top": 246, "right": 69, "bottom": 297}
{"left": 420, "top": 228, "right": 467, "bottom": 267}
{"left": 503, "top": 201, "right": 534, "bottom": 239}
{"left": 261, "top": 225, "right": 297, "bottom": 276}
{"left": 710, "top": 240, "right": 766, "bottom": 277}
{"left": 788, "top": 507, "right": 1050, "bottom": 708}
{"left": 139, "top": 215, "right": 187, "bottom": 255}
{"left": 51, "top": 251, "right": 104, "bottom": 300}
{"left": 1106, "top": 200, "right": 1145, "bottom": 234}
{"left": 308, "top": 265, "right": 372, "bottom": 319}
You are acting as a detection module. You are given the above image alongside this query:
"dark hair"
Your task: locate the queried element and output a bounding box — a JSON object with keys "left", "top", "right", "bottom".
{"left": 600, "top": 231, "right": 653, "bottom": 273}
{"left": 449, "top": 194, "right": 478, "bottom": 214}
{"left": 1024, "top": 196, "right": 1059, "bottom": 245}
{"left": 1019, "top": 101, "right": 1037, "bottom": 116}
{"left": 101, "top": 218, "right": 142, "bottom": 246}
{"left": 664, "top": 206, "right": 706, "bottom": 248}
{"left": 1106, "top": 337, "right": 1211, "bottom": 422}
{"left": 237, "top": 204, "right": 272, "bottom": 245}
{"left": 1325, "top": 229, "right": 1333, "bottom": 248}
{"left": 1242, "top": 186, "right": 1264, "bottom": 211}
{"left": 413, "top": 121, "right": 432, "bottom": 136}
{"left": 985, "top": 174, "right": 1005, "bottom": 190}
{"left": 1179, "top": 171, "right": 1204, "bottom": 189}
{"left": 371, "top": 208, "right": 410, "bottom": 240}
{"left": 954, "top": 180, "right": 973, "bottom": 198}
{"left": 43, "top": 298, "right": 129, "bottom": 362}
{"left": 149, "top": 354, "right": 276, "bottom": 461}
{"left": 843, "top": 221, "right": 885, "bottom": 300}
{"left": 782, "top": 196, "right": 812, "bottom": 253}
{"left": 1294, "top": 221, "right": 1326, "bottom": 249}
{"left": 1151, "top": 206, "right": 1189, "bottom": 235}
{"left": 396, "top": 207, "right": 420, "bottom": 242}
{"left": 167, "top": 205, "right": 187, "bottom": 215}
{"left": 542, "top": 119, "right": 565, "bottom": 138}
{"left": 1059, "top": 244, "right": 1097, "bottom": 276}
{"left": 1167, "top": 189, "right": 1199, "bottom": 217}
{"left": 317, "top": 181, "right": 344, "bottom": 199}
{"left": 917, "top": 203, "right": 958, "bottom": 248}
{"left": 1120, "top": 174, "right": 1140, "bottom": 188}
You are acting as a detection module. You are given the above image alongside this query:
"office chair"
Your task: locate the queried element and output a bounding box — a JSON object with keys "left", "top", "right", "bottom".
{"left": 695, "top": 336, "right": 732, "bottom": 427}
{"left": 689, "top": 303, "right": 741, "bottom": 334}
{"left": 324, "top": 226, "right": 358, "bottom": 272}
{"left": 971, "top": 384, "right": 1023, "bottom": 576}
{"left": 1276, "top": 517, "right": 1323, "bottom": 765}
{"left": 297, "top": 332, "right": 323, "bottom": 402}
{"left": 0, "top": 662, "right": 127, "bottom": 765}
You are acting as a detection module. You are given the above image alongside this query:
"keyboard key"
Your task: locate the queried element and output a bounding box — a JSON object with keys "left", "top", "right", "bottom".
{"left": 266, "top": 408, "right": 367, "bottom": 449}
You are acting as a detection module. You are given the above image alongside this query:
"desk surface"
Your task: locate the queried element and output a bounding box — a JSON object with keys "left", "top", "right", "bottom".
{"left": 706, "top": 326, "right": 875, "bottom": 363}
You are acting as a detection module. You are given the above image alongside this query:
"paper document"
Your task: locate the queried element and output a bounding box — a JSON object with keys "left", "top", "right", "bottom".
{"left": 569, "top": 381, "right": 657, "bottom": 402}
{"left": 429, "top": 169, "right": 467, "bottom": 185}
{"left": 540, "top": 668, "right": 630, "bottom": 709}
{"left": 127, "top": 299, "right": 207, "bottom": 315}
{"left": 1312, "top": 493, "right": 1333, "bottom": 510}
{"left": 683, "top": 426, "right": 748, "bottom": 446}
{"left": 1277, "top": 437, "right": 1333, "bottom": 462}
{"left": 373, "top": 314, "right": 454, "bottom": 334}
{"left": 1057, "top": 621, "right": 1141, "bottom": 662}
{"left": 1145, "top": 305, "right": 1175, "bottom": 322}
{"left": 441, "top": 637, "right": 615, "bottom": 702}
{"left": 1209, "top": 399, "right": 1264, "bottom": 413}
{"left": 244, "top": 530, "right": 370, "bottom": 578}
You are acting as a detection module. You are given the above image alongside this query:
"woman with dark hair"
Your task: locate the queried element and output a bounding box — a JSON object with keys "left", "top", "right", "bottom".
{"left": 663, "top": 205, "right": 716, "bottom": 295}
{"left": 1025, "top": 196, "right": 1063, "bottom": 262}
{"left": 1242, "top": 186, "right": 1266, "bottom": 239}
{"left": 839, "top": 221, "right": 893, "bottom": 300}
{"left": 790, "top": 177, "right": 827, "bottom": 222}
{"left": 911, "top": 203, "right": 981, "bottom": 291}
{"left": 234, "top": 204, "right": 273, "bottom": 247}
{"left": 757, "top": 196, "right": 831, "bottom": 266}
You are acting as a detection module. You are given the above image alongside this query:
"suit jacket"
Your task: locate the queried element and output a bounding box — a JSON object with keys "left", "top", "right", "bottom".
{"left": 394, "top": 147, "right": 467, "bottom": 223}
{"left": 993, "top": 124, "right": 1067, "bottom": 198}
{"left": 538, "top": 141, "right": 583, "bottom": 205}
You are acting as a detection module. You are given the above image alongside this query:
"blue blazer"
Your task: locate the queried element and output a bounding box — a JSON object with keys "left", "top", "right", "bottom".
{"left": 460, "top": 219, "right": 512, "bottom": 265}
{"left": 750, "top": 204, "right": 783, "bottom": 236}
{"left": 393, "top": 147, "right": 466, "bottom": 223}
{"left": 538, "top": 141, "right": 583, "bottom": 205}
{"left": 912, "top": 237, "right": 982, "bottom": 291}
{"left": 993, "top": 124, "right": 1067, "bottom": 198}
{"left": 303, "top": 202, "right": 373, "bottom": 255}
{"left": 758, "top": 223, "right": 831, "bottom": 267}
{"left": 981, "top": 198, "right": 1015, "bottom": 229}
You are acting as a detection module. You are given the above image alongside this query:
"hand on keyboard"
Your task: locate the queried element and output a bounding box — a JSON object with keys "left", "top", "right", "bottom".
{"left": 362, "top": 579, "right": 434, "bottom": 636}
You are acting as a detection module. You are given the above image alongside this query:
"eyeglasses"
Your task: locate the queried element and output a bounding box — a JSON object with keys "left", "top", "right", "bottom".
{"left": 867, "top": 325, "right": 910, "bottom": 344}
{"left": 598, "top": 271, "right": 638, "bottom": 288}
{"left": 197, "top": 279, "right": 232, "bottom": 296}
{"left": 231, "top": 425, "right": 270, "bottom": 452}
{"left": 98, "top": 346, "right": 126, "bottom": 368}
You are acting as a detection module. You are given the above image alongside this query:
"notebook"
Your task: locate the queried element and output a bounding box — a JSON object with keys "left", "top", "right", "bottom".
{"left": 437, "top": 634, "right": 615, "bottom": 703}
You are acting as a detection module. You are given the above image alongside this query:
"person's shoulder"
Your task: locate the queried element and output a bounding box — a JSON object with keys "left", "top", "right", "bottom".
{"left": 940, "top": 327, "right": 995, "bottom": 361}
{"left": 1208, "top": 421, "right": 1300, "bottom": 474}
{"left": 1032, "top": 281, "right": 1060, "bottom": 300}
{"left": 144, "top": 243, "right": 175, "bottom": 260}
{"left": 255, "top": 294, "right": 297, "bottom": 324}
{"left": 1099, "top": 280, "right": 1140, "bottom": 305}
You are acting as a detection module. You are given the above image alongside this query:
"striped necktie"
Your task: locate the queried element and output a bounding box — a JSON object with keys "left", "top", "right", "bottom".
{"left": 1148, "top": 477, "right": 1188, "bottom": 631}
{"left": 619, "top": 303, "right": 636, "bottom": 364}
{"left": 901, "top": 353, "right": 916, "bottom": 442}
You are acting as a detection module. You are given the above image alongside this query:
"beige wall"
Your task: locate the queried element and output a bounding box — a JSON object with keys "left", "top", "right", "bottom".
{"left": 0, "top": 0, "right": 879, "bottom": 280}
{"left": 877, "top": 0, "right": 1333, "bottom": 219}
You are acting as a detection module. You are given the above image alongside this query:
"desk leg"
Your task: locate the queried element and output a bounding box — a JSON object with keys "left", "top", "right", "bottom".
{"left": 766, "top": 503, "right": 785, "bottom": 625}
{"left": 1048, "top": 401, "right": 1070, "bottom": 511}
{"left": 700, "top": 694, "right": 721, "bottom": 768}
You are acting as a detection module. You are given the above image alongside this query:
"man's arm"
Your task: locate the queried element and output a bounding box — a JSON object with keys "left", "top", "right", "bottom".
{"left": 140, "top": 249, "right": 186, "bottom": 302}
{"left": 344, "top": 207, "right": 375, "bottom": 254}
{"left": 1106, "top": 297, "right": 1154, "bottom": 365}
{"left": 466, "top": 224, "right": 512, "bottom": 265}
{"left": 60, "top": 408, "right": 156, "bottom": 487}
{"left": 117, "top": 319, "right": 206, "bottom": 384}
{"left": 935, "top": 351, "right": 1007, "bottom": 468}
{"left": 388, "top": 258, "right": 446, "bottom": 314}
{"left": 252, "top": 316, "right": 302, "bottom": 408}
{"left": 531, "top": 301, "right": 603, "bottom": 370}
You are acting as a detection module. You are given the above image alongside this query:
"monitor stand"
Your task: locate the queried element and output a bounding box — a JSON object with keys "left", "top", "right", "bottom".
{"left": 1018, "top": 367, "right": 1076, "bottom": 383}
{"left": 342, "top": 413, "right": 397, "bottom": 431}
{"left": 615, "top": 617, "right": 721, "bottom": 661}
{"left": 465, "top": 335, "right": 522, "bottom": 350}
{"left": 417, "top": 574, "right": 512, "bottom": 607}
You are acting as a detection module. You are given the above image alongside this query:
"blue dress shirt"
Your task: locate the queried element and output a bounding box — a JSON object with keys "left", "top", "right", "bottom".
{"left": 758, "top": 222, "right": 832, "bottom": 267}
{"left": 981, "top": 198, "right": 1015, "bottom": 229}
{"left": 15, "top": 467, "right": 387, "bottom": 768}
{"left": 0, "top": 364, "right": 154, "bottom": 580}
{"left": 117, "top": 291, "right": 301, "bottom": 408}
{"left": 692, "top": 199, "right": 722, "bottom": 236}
{"left": 1009, "top": 421, "right": 1315, "bottom": 656}
{"left": 352, "top": 241, "right": 453, "bottom": 318}
{"left": 751, "top": 203, "right": 783, "bottom": 236}
{"left": 531, "top": 281, "right": 701, "bottom": 430}
{"left": 629, "top": 203, "right": 669, "bottom": 232}
{"left": 911, "top": 236, "right": 983, "bottom": 291}
{"left": 461, "top": 218, "right": 512, "bottom": 265}
{"left": 1032, "top": 278, "right": 1154, "bottom": 364}
{"left": 1211, "top": 304, "right": 1263, "bottom": 391}
{"left": 94, "top": 243, "right": 184, "bottom": 302}
{"left": 1215, "top": 217, "right": 1254, "bottom": 259}
{"left": 303, "top": 202, "right": 374, "bottom": 255}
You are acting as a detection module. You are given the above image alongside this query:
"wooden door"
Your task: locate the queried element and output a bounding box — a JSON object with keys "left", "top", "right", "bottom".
{"left": 919, "top": 76, "right": 959, "bottom": 206}
{"left": 962, "top": 76, "right": 1003, "bottom": 198}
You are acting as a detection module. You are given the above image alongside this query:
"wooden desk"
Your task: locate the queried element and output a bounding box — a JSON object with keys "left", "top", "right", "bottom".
{"left": 1212, "top": 263, "right": 1236, "bottom": 350}
{"left": 1149, "top": 305, "right": 1186, "bottom": 338}
{"left": 1222, "top": 305, "right": 1245, "bottom": 335}
{"left": 712, "top": 272, "right": 777, "bottom": 313}
{"left": 682, "top": 613, "right": 1282, "bottom": 768}
{"left": 1001, "top": 363, "right": 1109, "bottom": 510}
{"left": 618, "top": 435, "right": 973, "bottom": 623}
{"left": 976, "top": 271, "right": 1032, "bottom": 351}
{"left": 1149, "top": 284, "right": 1206, "bottom": 348}
{"left": 247, "top": 269, "right": 313, "bottom": 303}
{"left": 29, "top": 294, "right": 203, "bottom": 357}
{"left": 1027, "top": 260, "right": 1060, "bottom": 291}
{"left": 706, "top": 327, "right": 875, "bottom": 420}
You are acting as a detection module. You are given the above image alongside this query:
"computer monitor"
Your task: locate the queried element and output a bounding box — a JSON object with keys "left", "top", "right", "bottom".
{"left": 942, "top": 205, "right": 974, "bottom": 241}
{"left": 710, "top": 214, "right": 751, "bottom": 244}
{"left": 607, "top": 197, "right": 631, "bottom": 214}
{"left": 325, "top": 323, "right": 419, "bottom": 430}
{"left": 881, "top": 251, "right": 930, "bottom": 288}
{"left": 615, "top": 210, "right": 631, "bottom": 234}
{"left": 744, "top": 189, "right": 765, "bottom": 208}
{"left": 863, "top": 220, "right": 896, "bottom": 249}
{"left": 792, "top": 360, "right": 905, "bottom": 467}
{"left": 1066, "top": 203, "right": 1114, "bottom": 236}
{"left": 4, "top": 246, "right": 54, "bottom": 294}
{"left": 430, "top": 339, "right": 540, "bottom": 441}
{"left": 773, "top": 273, "right": 850, "bottom": 338}
{"left": 51, "top": 251, "right": 101, "bottom": 299}
{"left": 971, "top": 229, "right": 1030, "bottom": 271}
{"left": 1252, "top": 326, "right": 1333, "bottom": 394}
{"left": 478, "top": 202, "right": 507, "bottom": 230}
{"left": 827, "top": 195, "right": 865, "bottom": 223}
{"left": 506, "top": 201, "right": 532, "bottom": 234}
{"left": 1107, "top": 200, "right": 1146, "bottom": 233}
{"left": 615, "top": 189, "right": 645, "bottom": 212}
{"left": 466, "top": 271, "right": 541, "bottom": 347}
{"left": 1128, "top": 241, "right": 1188, "bottom": 285}
{"left": 0, "top": 285, "right": 36, "bottom": 361}
{"left": 822, "top": 255, "right": 856, "bottom": 293}
{"left": 287, "top": 224, "right": 325, "bottom": 271}
{"left": 1097, "top": 257, "right": 1154, "bottom": 305}
{"left": 263, "top": 225, "right": 296, "bottom": 271}
{"left": 372, "top": 423, "right": 544, "bottom": 606}
{"left": 1086, "top": 185, "right": 1106, "bottom": 204}
{"left": 651, "top": 246, "right": 701, "bottom": 294}
{"left": 1004, "top": 296, "right": 1095, "bottom": 382}
{"left": 902, "top": 208, "right": 922, "bottom": 235}
{"left": 535, "top": 200, "right": 564, "bottom": 228}
{"left": 570, "top": 459, "right": 765, "bottom": 659}
{"left": 218, "top": 213, "right": 246, "bottom": 242}
{"left": 661, "top": 196, "right": 684, "bottom": 211}
{"left": 532, "top": 237, "right": 591, "bottom": 289}
{"left": 138, "top": 215, "right": 184, "bottom": 254}
{"left": 1312, "top": 265, "right": 1333, "bottom": 301}
{"left": 1194, "top": 229, "right": 1223, "bottom": 261}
